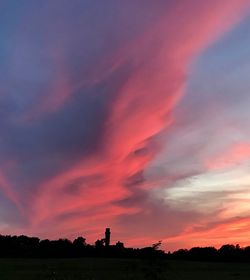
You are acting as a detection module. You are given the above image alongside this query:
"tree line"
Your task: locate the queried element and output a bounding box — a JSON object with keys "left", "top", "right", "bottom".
{"left": 1, "top": 234, "right": 250, "bottom": 262}
{"left": 0, "top": 234, "right": 164, "bottom": 258}
{"left": 170, "top": 244, "right": 250, "bottom": 262}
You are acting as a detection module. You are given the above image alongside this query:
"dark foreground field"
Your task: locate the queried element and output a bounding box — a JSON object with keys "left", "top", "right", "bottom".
{"left": 0, "top": 258, "right": 250, "bottom": 280}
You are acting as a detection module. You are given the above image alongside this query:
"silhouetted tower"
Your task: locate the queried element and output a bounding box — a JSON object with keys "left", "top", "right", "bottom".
{"left": 105, "top": 228, "right": 110, "bottom": 247}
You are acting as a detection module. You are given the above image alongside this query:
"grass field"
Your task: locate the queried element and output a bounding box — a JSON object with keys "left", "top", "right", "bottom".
{"left": 0, "top": 258, "right": 250, "bottom": 280}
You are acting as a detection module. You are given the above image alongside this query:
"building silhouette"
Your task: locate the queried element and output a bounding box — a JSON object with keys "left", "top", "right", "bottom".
{"left": 105, "top": 228, "right": 110, "bottom": 247}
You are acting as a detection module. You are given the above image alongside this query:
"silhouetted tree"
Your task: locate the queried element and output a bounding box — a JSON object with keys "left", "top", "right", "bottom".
{"left": 115, "top": 241, "right": 124, "bottom": 250}
{"left": 152, "top": 241, "right": 162, "bottom": 251}
{"left": 73, "top": 236, "right": 86, "bottom": 247}
{"left": 73, "top": 236, "right": 86, "bottom": 256}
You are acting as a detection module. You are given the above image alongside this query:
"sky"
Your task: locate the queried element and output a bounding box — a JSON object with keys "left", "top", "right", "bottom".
{"left": 0, "top": 0, "right": 250, "bottom": 251}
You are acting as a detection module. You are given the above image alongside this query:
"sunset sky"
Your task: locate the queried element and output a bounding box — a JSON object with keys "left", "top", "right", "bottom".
{"left": 1, "top": 0, "right": 250, "bottom": 251}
